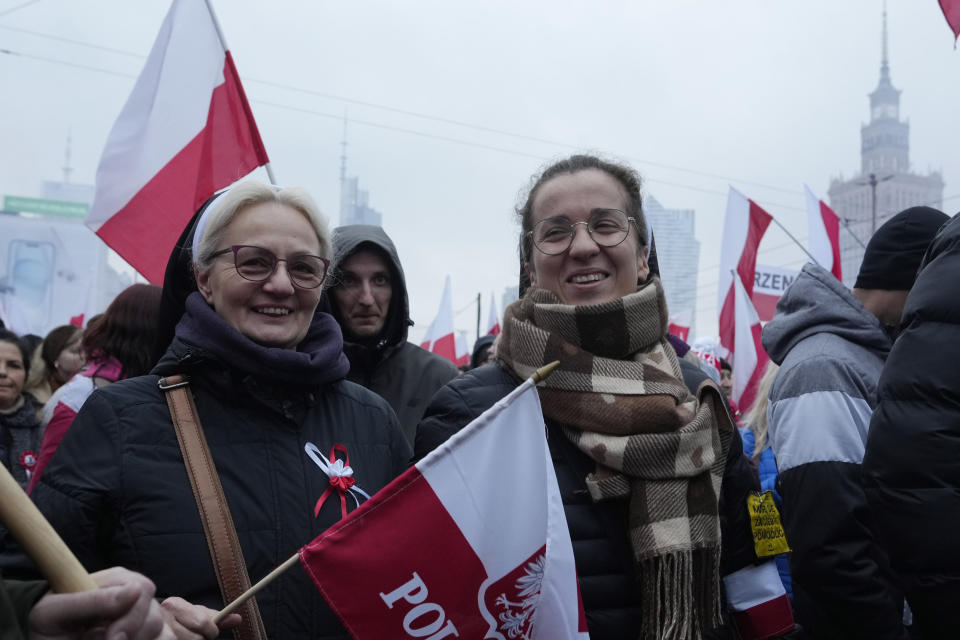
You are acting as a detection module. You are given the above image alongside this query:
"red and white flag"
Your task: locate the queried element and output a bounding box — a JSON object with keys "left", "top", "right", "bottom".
{"left": 668, "top": 310, "right": 691, "bottom": 342}
{"left": 732, "top": 271, "right": 769, "bottom": 413}
{"left": 941, "top": 0, "right": 960, "bottom": 44}
{"left": 454, "top": 331, "right": 470, "bottom": 368}
{"left": 718, "top": 187, "right": 772, "bottom": 358}
{"left": 804, "top": 185, "right": 842, "bottom": 281}
{"left": 419, "top": 276, "right": 457, "bottom": 364}
{"left": 298, "top": 376, "right": 589, "bottom": 639}
{"left": 85, "top": 0, "right": 269, "bottom": 284}
{"left": 486, "top": 293, "right": 501, "bottom": 336}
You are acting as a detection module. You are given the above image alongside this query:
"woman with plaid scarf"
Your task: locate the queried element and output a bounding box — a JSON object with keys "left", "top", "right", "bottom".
{"left": 415, "top": 155, "right": 799, "bottom": 640}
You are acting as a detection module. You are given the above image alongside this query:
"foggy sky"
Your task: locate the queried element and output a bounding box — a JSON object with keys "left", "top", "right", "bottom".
{"left": 1, "top": 0, "right": 957, "bottom": 343}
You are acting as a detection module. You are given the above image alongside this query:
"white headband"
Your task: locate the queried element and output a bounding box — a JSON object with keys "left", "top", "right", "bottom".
{"left": 190, "top": 189, "right": 231, "bottom": 259}
{"left": 190, "top": 183, "right": 284, "bottom": 259}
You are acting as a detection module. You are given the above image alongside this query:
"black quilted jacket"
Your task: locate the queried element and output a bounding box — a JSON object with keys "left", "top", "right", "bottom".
{"left": 0, "top": 337, "right": 411, "bottom": 639}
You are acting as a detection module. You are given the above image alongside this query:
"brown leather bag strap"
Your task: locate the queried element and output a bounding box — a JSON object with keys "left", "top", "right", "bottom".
{"left": 159, "top": 374, "right": 268, "bottom": 640}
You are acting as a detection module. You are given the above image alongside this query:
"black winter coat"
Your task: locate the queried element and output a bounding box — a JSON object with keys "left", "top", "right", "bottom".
{"left": 0, "top": 338, "right": 412, "bottom": 639}
{"left": 863, "top": 213, "right": 960, "bottom": 635}
{"left": 414, "top": 360, "right": 760, "bottom": 640}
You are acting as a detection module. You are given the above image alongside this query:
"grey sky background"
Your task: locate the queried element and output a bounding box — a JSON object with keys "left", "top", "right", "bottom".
{"left": 1, "top": 0, "right": 957, "bottom": 344}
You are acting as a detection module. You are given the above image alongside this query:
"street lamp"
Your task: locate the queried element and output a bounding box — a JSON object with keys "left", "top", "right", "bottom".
{"left": 856, "top": 172, "right": 895, "bottom": 234}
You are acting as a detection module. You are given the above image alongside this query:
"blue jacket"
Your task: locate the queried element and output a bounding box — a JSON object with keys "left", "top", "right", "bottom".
{"left": 740, "top": 427, "right": 792, "bottom": 601}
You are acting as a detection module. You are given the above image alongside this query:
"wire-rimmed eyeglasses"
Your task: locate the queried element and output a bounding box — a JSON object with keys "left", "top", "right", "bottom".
{"left": 526, "top": 208, "right": 637, "bottom": 256}
{"left": 209, "top": 245, "right": 330, "bottom": 289}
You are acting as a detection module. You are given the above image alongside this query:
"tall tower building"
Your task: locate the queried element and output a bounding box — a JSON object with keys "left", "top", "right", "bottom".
{"left": 827, "top": 5, "right": 944, "bottom": 287}
{"left": 644, "top": 195, "right": 700, "bottom": 333}
{"left": 338, "top": 118, "right": 384, "bottom": 227}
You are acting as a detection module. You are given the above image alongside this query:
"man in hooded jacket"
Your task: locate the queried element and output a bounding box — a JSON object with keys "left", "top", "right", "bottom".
{"left": 323, "top": 225, "right": 459, "bottom": 445}
{"left": 761, "top": 206, "right": 947, "bottom": 639}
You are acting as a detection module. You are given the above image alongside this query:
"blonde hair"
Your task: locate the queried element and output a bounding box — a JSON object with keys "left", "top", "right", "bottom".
{"left": 742, "top": 361, "right": 780, "bottom": 461}
{"left": 192, "top": 181, "right": 331, "bottom": 271}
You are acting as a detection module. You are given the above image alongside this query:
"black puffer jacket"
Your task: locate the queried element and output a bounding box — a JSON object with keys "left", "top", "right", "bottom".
{"left": 863, "top": 213, "right": 960, "bottom": 633}
{"left": 415, "top": 358, "right": 760, "bottom": 640}
{"left": 0, "top": 338, "right": 411, "bottom": 639}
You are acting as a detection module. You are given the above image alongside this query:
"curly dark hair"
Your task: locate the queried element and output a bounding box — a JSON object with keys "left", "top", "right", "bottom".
{"left": 82, "top": 284, "right": 163, "bottom": 379}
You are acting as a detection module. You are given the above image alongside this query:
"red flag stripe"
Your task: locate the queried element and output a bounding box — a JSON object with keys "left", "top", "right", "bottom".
{"left": 719, "top": 195, "right": 772, "bottom": 355}
{"left": 819, "top": 200, "right": 843, "bottom": 281}
{"left": 941, "top": 0, "right": 960, "bottom": 41}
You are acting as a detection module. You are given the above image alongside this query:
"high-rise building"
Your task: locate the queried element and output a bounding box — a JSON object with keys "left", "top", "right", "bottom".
{"left": 827, "top": 6, "right": 944, "bottom": 287}
{"left": 339, "top": 176, "right": 383, "bottom": 227}
{"left": 338, "top": 119, "right": 383, "bottom": 227}
{"left": 644, "top": 195, "right": 700, "bottom": 333}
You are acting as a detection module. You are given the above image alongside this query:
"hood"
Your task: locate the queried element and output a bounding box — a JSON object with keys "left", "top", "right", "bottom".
{"left": 321, "top": 225, "right": 411, "bottom": 348}
{"left": 762, "top": 262, "right": 891, "bottom": 365}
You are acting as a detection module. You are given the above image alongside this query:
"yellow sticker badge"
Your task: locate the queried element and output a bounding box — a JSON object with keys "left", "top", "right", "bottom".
{"left": 747, "top": 490, "right": 791, "bottom": 558}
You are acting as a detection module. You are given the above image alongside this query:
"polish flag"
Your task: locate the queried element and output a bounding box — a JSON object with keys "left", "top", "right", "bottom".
{"left": 718, "top": 187, "right": 772, "bottom": 358}
{"left": 299, "top": 376, "right": 588, "bottom": 639}
{"left": 668, "top": 310, "right": 691, "bottom": 342}
{"left": 85, "top": 0, "right": 269, "bottom": 284}
{"left": 486, "top": 293, "right": 501, "bottom": 336}
{"left": 941, "top": 0, "right": 960, "bottom": 43}
{"left": 454, "top": 331, "right": 470, "bottom": 368}
{"left": 732, "top": 271, "right": 769, "bottom": 413}
{"left": 419, "top": 276, "right": 457, "bottom": 365}
{"left": 804, "top": 185, "right": 842, "bottom": 281}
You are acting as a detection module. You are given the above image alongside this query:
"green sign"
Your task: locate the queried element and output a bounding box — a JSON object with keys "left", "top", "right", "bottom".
{"left": 3, "top": 196, "right": 89, "bottom": 218}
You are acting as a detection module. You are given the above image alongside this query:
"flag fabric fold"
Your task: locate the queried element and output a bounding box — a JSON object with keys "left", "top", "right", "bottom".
{"left": 454, "top": 331, "right": 470, "bottom": 368}
{"left": 486, "top": 293, "right": 501, "bottom": 336}
{"left": 668, "top": 310, "right": 691, "bottom": 342}
{"left": 941, "top": 0, "right": 960, "bottom": 44}
{"left": 804, "top": 185, "right": 842, "bottom": 281}
{"left": 419, "top": 276, "right": 457, "bottom": 365}
{"left": 732, "top": 271, "right": 770, "bottom": 413}
{"left": 85, "top": 0, "right": 269, "bottom": 283}
{"left": 298, "top": 377, "right": 588, "bottom": 639}
{"left": 718, "top": 187, "right": 772, "bottom": 358}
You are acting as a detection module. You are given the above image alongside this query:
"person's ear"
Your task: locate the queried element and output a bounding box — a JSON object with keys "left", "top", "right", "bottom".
{"left": 195, "top": 266, "right": 214, "bottom": 304}
{"left": 637, "top": 253, "right": 650, "bottom": 283}
{"left": 525, "top": 262, "right": 537, "bottom": 287}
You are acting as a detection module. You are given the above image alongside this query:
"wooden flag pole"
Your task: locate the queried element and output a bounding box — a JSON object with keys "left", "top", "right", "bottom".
{"left": 0, "top": 465, "right": 97, "bottom": 593}
{"left": 213, "top": 553, "right": 299, "bottom": 623}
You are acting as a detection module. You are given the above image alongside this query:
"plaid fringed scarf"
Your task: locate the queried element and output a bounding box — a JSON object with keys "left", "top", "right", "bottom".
{"left": 496, "top": 277, "right": 732, "bottom": 640}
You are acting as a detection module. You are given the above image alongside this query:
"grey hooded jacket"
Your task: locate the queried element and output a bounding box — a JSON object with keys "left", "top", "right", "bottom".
{"left": 761, "top": 263, "right": 906, "bottom": 640}
{"left": 323, "top": 225, "right": 459, "bottom": 445}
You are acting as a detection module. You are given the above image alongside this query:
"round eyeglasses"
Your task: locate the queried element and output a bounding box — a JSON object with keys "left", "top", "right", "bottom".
{"left": 209, "top": 245, "right": 330, "bottom": 289}
{"left": 527, "top": 208, "right": 637, "bottom": 256}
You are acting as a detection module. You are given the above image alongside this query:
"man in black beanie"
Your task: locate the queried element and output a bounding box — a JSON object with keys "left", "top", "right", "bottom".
{"left": 863, "top": 211, "right": 960, "bottom": 638}
{"left": 760, "top": 206, "right": 948, "bottom": 639}
{"left": 851, "top": 206, "right": 950, "bottom": 336}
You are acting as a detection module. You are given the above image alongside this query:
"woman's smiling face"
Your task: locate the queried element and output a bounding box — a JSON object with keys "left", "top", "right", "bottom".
{"left": 526, "top": 169, "right": 648, "bottom": 306}
{"left": 195, "top": 202, "right": 323, "bottom": 350}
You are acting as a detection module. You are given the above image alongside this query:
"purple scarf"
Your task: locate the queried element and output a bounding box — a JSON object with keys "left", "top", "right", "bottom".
{"left": 175, "top": 292, "right": 350, "bottom": 386}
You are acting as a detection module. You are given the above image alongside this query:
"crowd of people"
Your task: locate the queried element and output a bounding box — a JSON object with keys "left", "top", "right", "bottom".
{"left": 0, "top": 153, "right": 956, "bottom": 639}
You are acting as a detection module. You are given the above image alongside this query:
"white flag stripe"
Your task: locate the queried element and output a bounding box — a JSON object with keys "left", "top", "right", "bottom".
{"left": 87, "top": 0, "right": 225, "bottom": 229}
{"left": 732, "top": 271, "right": 760, "bottom": 404}
{"left": 718, "top": 186, "right": 752, "bottom": 322}
{"left": 417, "top": 379, "right": 548, "bottom": 578}
{"left": 804, "top": 184, "right": 832, "bottom": 272}
{"left": 723, "top": 562, "right": 787, "bottom": 611}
